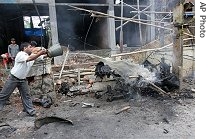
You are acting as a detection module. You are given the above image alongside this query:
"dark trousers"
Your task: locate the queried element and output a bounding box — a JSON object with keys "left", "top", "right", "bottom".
{"left": 0, "top": 74, "right": 35, "bottom": 114}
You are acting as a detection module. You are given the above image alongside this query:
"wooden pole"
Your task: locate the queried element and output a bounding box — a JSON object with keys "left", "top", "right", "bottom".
{"left": 137, "top": 0, "right": 142, "bottom": 46}
{"left": 160, "top": 23, "right": 165, "bottom": 47}
{"left": 78, "top": 68, "right": 81, "bottom": 85}
{"left": 111, "top": 43, "right": 172, "bottom": 57}
{"left": 179, "top": 26, "right": 184, "bottom": 91}
{"left": 172, "top": 4, "right": 184, "bottom": 91}
{"left": 129, "top": 76, "right": 168, "bottom": 95}
{"left": 59, "top": 45, "right": 69, "bottom": 79}
{"left": 120, "top": 0, "right": 124, "bottom": 53}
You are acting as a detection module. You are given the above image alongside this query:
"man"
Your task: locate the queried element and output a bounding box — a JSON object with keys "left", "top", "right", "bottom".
{"left": 8, "top": 38, "right": 19, "bottom": 65}
{"left": 30, "top": 40, "right": 46, "bottom": 54}
{"left": 0, "top": 42, "right": 47, "bottom": 116}
{"left": 30, "top": 40, "right": 37, "bottom": 47}
{"left": 1, "top": 53, "right": 11, "bottom": 69}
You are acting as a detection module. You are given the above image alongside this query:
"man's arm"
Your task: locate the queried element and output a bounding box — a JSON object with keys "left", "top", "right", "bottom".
{"left": 26, "top": 49, "right": 47, "bottom": 62}
{"left": 8, "top": 45, "right": 11, "bottom": 57}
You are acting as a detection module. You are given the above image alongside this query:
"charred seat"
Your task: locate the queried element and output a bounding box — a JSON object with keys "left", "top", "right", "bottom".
{"left": 95, "top": 61, "right": 112, "bottom": 81}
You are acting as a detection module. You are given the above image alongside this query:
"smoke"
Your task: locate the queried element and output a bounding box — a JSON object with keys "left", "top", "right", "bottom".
{"left": 56, "top": 2, "right": 109, "bottom": 50}
{"left": 104, "top": 59, "right": 158, "bottom": 84}
{"left": 100, "top": 59, "right": 160, "bottom": 100}
{"left": 56, "top": 5, "right": 78, "bottom": 47}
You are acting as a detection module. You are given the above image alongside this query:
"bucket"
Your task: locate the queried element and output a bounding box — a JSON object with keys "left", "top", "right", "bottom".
{"left": 47, "top": 44, "right": 63, "bottom": 58}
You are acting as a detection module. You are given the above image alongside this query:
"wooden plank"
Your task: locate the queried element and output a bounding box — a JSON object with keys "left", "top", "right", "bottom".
{"left": 115, "top": 106, "right": 131, "bottom": 115}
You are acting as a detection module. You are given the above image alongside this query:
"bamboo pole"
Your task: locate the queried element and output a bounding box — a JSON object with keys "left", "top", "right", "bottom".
{"left": 116, "top": 14, "right": 138, "bottom": 31}
{"left": 129, "top": 76, "right": 168, "bottom": 95}
{"left": 120, "top": 0, "right": 124, "bottom": 53}
{"left": 131, "top": 11, "right": 173, "bottom": 14}
{"left": 183, "top": 32, "right": 194, "bottom": 37}
{"left": 179, "top": 26, "right": 184, "bottom": 91}
{"left": 183, "top": 44, "right": 195, "bottom": 47}
{"left": 183, "top": 38, "right": 195, "bottom": 41}
{"left": 111, "top": 43, "right": 173, "bottom": 57}
{"left": 160, "top": 13, "right": 172, "bottom": 22}
{"left": 67, "top": 4, "right": 173, "bottom": 31}
{"left": 121, "top": 1, "right": 137, "bottom": 10}
{"left": 137, "top": 0, "right": 142, "bottom": 46}
{"left": 59, "top": 46, "right": 69, "bottom": 79}
{"left": 78, "top": 68, "right": 81, "bottom": 85}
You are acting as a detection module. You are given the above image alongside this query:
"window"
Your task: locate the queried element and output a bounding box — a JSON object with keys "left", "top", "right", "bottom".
{"left": 23, "top": 16, "right": 49, "bottom": 29}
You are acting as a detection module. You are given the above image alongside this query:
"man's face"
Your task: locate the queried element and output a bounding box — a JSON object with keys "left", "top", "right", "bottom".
{"left": 25, "top": 45, "right": 34, "bottom": 55}
{"left": 11, "top": 40, "right": 15, "bottom": 44}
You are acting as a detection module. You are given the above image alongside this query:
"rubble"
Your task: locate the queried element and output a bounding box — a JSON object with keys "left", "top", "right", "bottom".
{"left": 0, "top": 49, "right": 194, "bottom": 139}
{"left": 32, "top": 95, "right": 53, "bottom": 108}
{"left": 0, "top": 0, "right": 195, "bottom": 137}
{"left": 53, "top": 55, "right": 193, "bottom": 103}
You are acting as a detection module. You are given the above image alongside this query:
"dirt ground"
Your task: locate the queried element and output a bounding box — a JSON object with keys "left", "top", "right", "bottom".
{"left": 0, "top": 54, "right": 195, "bottom": 139}
{"left": 0, "top": 88, "right": 194, "bottom": 139}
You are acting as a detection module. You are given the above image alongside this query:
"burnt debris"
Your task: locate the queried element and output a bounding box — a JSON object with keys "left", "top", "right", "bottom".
{"left": 95, "top": 61, "right": 121, "bottom": 81}
{"left": 95, "top": 59, "right": 181, "bottom": 102}
{"left": 157, "top": 58, "right": 180, "bottom": 92}
{"left": 142, "top": 58, "right": 180, "bottom": 92}
{"left": 32, "top": 95, "right": 53, "bottom": 108}
{"left": 142, "top": 59, "right": 158, "bottom": 72}
{"left": 95, "top": 61, "right": 112, "bottom": 81}
{"left": 58, "top": 81, "right": 70, "bottom": 95}
{"left": 95, "top": 78, "right": 137, "bottom": 102}
{"left": 56, "top": 58, "right": 186, "bottom": 102}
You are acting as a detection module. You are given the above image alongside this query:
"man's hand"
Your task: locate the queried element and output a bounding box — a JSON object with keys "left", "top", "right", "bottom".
{"left": 32, "top": 47, "right": 46, "bottom": 54}
{"left": 39, "top": 49, "right": 47, "bottom": 55}
{"left": 27, "top": 49, "right": 47, "bottom": 62}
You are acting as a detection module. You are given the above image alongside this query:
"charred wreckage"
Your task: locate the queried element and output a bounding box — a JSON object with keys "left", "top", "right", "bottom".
{"left": 57, "top": 59, "right": 180, "bottom": 102}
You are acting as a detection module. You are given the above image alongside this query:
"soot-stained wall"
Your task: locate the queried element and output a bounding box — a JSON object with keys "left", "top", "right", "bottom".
{"left": 0, "top": 9, "right": 24, "bottom": 55}
{"left": 56, "top": 5, "right": 108, "bottom": 50}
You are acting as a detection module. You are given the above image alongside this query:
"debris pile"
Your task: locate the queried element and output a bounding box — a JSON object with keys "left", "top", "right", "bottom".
{"left": 32, "top": 95, "right": 53, "bottom": 108}
{"left": 95, "top": 61, "right": 121, "bottom": 81}
{"left": 54, "top": 54, "right": 192, "bottom": 102}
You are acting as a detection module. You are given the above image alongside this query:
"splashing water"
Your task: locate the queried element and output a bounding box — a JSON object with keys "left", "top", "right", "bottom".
{"left": 77, "top": 52, "right": 157, "bottom": 83}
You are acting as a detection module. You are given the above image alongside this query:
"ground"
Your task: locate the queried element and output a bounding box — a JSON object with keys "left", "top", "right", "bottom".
{"left": 0, "top": 55, "right": 195, "bottom": 139}
{"left": 0, "top": 90, "right": 194, "bottom": 139}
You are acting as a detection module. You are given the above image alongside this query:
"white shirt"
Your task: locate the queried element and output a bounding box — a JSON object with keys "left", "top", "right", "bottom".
{"left": 10, "top": 51, "right": 34, "bottom": 79}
